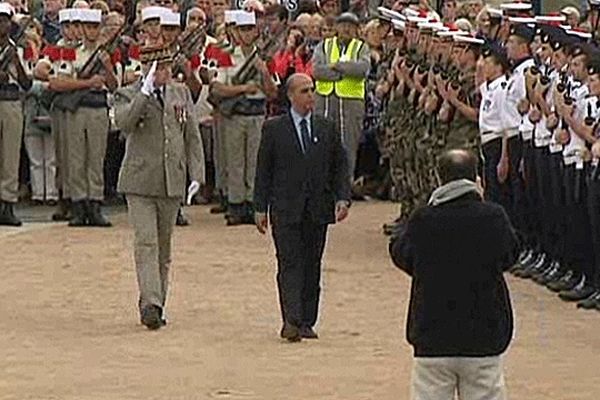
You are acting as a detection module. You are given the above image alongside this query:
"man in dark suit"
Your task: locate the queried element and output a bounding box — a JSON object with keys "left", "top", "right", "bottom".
{"left": 254, "top": 73, "right": 351, "bottom": 342}
{"left": 389, "top": 150, "right": 518, "bottom": 400}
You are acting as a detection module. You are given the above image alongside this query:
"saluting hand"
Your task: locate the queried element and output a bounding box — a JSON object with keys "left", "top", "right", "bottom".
{"left": 255, "top": 212, "right": 268, "bottom": 234}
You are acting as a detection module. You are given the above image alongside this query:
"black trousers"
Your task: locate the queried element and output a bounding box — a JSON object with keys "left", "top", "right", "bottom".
{"left": 587, "top": 169, "right": 600, "bottom": 287}
{"left": 532, "top": 146, "right": 553, "bottom": 257}
{"left": 546, "top": 152, "right": 566, "bottom": 263}
{"left": 272, "top": 215, "right": 328, "bottom": 328}
{"left": 482, "top": 136, "right": 524, "bottom": 232}
{"left": 562, "top": 163, "right": 594, "bottom": 278}
{"left": 521, "top": 139, "right": 539, "bottom": 248}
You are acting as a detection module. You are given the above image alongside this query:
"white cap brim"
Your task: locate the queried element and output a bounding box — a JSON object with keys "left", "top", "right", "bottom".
{"left": 567, "top": 29, "right": 592, "bottom": 38}
{"left": 535, "top": 15, "right": 567, "bottom": 22}
{"left": 453, "top": 35, "right": 485, "bottom": 44}
{"left": 500, "top": 3, "right": 533, "bottom": 11}
{"left": 508, "top": 16, "right": 536, "bottom": 23}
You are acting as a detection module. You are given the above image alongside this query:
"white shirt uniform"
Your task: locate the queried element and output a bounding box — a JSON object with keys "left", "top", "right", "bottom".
{"left": 508, "top": 58, "right": 536, "bottom": 140}
{"left": 563, "top": 81, "right": 589, "bottom": 167}
{"left": 479, "top": 75, "right": 509, "bottom": 145}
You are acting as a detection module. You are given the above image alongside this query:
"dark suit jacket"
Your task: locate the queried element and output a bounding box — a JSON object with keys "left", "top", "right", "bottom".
{"left": 389, "top": 193, "right": 518, "bottom": 357}
{"left": 254, "top": 112, "right": 351, "bottom": 226}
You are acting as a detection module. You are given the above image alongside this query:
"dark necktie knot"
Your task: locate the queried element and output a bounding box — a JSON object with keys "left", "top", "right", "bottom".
{"left": 154, "top": 88, "right": 164, "bottom": 107}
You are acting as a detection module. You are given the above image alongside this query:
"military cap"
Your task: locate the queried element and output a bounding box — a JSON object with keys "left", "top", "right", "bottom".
{"left": 378, "top": 7, "right": 405, "bottom": 22}
{"left": 509, "top": 23, "right": 535, "bottom": 42}
{"left": 566, "top": 27, "right": 592, "bottom": 41}
{"left": 483, "top": 41, "right": 510, "bottom": 69}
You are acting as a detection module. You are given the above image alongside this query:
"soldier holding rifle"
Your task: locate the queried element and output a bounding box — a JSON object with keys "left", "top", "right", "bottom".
{"left": 210, "top": 10, "right": 277, "bottom": 226}
{"left": 0, "top": 3, "right": 32, "bottom": 226}
{"left": 48, "top": 9, "right": 118, "bottom": 227}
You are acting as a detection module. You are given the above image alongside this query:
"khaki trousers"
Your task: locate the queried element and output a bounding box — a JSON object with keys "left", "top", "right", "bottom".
{"left": 25, "top": 134, "right": 58, "bottom": 201}
{"left": 222, "top": 115, "right": 263, "bottom": 204}
{"left": 127, "top": 195, "right": 180, "bottom": 311}
{"left": 52, "top": 108, "right": 70, "bottom": 198}
{"left": 411, "top": 356, "right": 507, "bottom": 400}
{"left": 0, "top": 100, "right": 23, "bottom": 203}
{"left": 66, "top": 107, "right": 109, "bottom": 201}
{"left": 213, "top": 117, "right": 227, "bottom": 193}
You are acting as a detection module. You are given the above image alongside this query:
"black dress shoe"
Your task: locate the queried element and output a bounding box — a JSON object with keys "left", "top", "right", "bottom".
{"left": 537, "top": 262, "right": 564, "bottom": 285}
{"left": 176, "top": 209, "right": 190, "bottom": 226}
{"left": 300, "top": 326, "right": 319, "bottom": 339}
{"left": 558, "top": 277, "right": 595, "bottom": 302}
{"left": 577, "top": 292, "right": 600, "bottom": 309}
{"left": 141, "top": 305, "right": 163, "bottom": 330}
{"left": 210, "top": 203, "right": 227, "bottom": 214}
{"left": 547, "top": 270, "right": 579, "bottom": 292}
{"left": 280, "top": 323, "right": 302, "bottom": 342}
{"left": 0, "top": 202, "right": 22, "bottom": 226}
{"left": 517, "top": 254, "right": 547, "bottom": 278}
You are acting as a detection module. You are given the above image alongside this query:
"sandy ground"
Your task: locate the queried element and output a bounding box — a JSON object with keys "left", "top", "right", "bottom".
{"left": 1, "top": 202, "right": 600, "bottom": 400}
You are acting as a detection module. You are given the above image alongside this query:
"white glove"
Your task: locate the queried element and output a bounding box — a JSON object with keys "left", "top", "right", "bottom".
{"left": 186, "top": 180, "right": 200, "bottom": 205}
{"left": 141, "top": 61, "right": 157, "bottom": 96}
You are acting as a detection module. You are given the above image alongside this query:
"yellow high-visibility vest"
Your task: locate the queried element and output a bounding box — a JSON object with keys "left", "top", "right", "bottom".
{"left": 315, "top": 37, "right": 366, "bottom": 99}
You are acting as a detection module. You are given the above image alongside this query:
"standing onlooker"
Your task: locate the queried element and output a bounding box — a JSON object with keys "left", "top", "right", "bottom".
{"left": 561, "top": 6, "right": 581, "bottom": 29}
{"left": 313, "top": 12, "right": 370, "bottom": 182}
{"left": 41, "top": 0, "right": 65, "bottom": 45}
{"left": 24, "top": 60, "right": 59, "bottom": 205}
{"left": 389, "top": 149, "right": 518, "bottom": 400}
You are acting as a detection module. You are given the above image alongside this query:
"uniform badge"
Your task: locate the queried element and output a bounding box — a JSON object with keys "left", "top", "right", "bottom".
{"left": 174, "top": 104, "right": 187, "bottom": 124}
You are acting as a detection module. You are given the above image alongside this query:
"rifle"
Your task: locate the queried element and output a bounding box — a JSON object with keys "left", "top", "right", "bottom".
{"left": 0, "top": 16, "right": 34, "bottom": 72}
{"left": 172, "top": 23, "right": 207, "bottom": 72}
{"left": 59, "top": 24, "right": 128, "bottom": 112}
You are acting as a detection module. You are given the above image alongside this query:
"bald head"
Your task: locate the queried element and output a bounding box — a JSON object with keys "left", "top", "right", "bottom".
{"left": 438, "top": 149, "right": 478, "bottom": 184}
{"left": 286, "top": 73, "right": 315, "bottom": 116}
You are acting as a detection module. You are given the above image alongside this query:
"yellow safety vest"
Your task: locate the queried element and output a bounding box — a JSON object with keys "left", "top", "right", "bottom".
{"left": 315, "top": 37, "right": 366, "bottom": 99}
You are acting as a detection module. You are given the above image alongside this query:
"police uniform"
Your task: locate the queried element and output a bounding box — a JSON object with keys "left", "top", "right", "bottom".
{"left": 114, "top": 45, "right": 204, "bottom": 329}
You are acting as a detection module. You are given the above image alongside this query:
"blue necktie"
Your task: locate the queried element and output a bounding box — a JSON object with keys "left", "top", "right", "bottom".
{"left": 300, "top": 118, "right": 310, "bottom": 154}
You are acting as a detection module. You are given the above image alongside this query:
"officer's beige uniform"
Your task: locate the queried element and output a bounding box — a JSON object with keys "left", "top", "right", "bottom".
{"left": 0, "top": 44, "right": 26, "bottom": 204}
{"left": 216, "top": 45, "right": 265, "bottom": 207}
{"left": 67, "top": 44, "right": 110, "bottom": 202}
{"left": 114, "top": 82, "right": 204, "bottom": 312}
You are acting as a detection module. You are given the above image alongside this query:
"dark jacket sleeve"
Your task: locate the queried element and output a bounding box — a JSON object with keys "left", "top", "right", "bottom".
{"left": 389, "top": 219, "right": 415, "bottom": 276}
{"left": 253, "top": 120, "right": 275, "bottom": 213}
{"left": 329, "top": 120, "right": 351, "bottom": 202}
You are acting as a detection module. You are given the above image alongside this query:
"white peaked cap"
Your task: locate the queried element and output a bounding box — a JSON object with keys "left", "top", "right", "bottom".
{"left": 379, "top": 7, "right": 406, "bottom": 21}
{"left": 535, "top": 15, "right": 567, "bottom": 23}
{"left": 508, "top": 16, "right": 536, "bottom": 23}
{"left": 454, "top": 35, "right": 485, "bottom": 44}
{"left": 500, "top": 2, "right": 532, "bottom": 11}
{"left": 437, "top": 29, "right": 469, "bottom": 37}
{"left": 392, "top": 19, "right": 406, "bottom": 30}
{"left": 160, "top": 11, "right": 180, "bottom": 26}
{"left": 59, "top": 8, "right": 72, "bottom": 23}
{"left": 79, "top": 9, "right": 102, "bottom": 23}
{"left": 235, "top": 10, "right": 256, "bottom": 26}
{"left": 0, "top": 2, "right": 14, "bottom": 16}
{"left": 567, "top": 29, "right": 592, "bottom": 39}
{"left": 142, "top": 6, "right": 167, "bottom": 22}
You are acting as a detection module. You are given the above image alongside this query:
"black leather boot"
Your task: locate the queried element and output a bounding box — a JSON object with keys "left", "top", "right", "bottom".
{"left": 559, "top": 276, "right": 596, "bottom": 302}
{"left": 226, "top": 203, "right": 246, "bottom": 226}
{"left": 52, "top": 199, "right": 71, "bottom": 221}
{"left": 68, "top": 201, "right": 88, "bottom": 227}
{"left": 87, "top": 201, "right": 112, "bottom": 227}
{"left": 0, "top": 202, "right": 22, "bottom": 226}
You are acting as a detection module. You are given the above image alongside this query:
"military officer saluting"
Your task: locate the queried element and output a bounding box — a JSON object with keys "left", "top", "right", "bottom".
{"left": 0, "top": 3, "right": 32, "bottom": 226}
{"left": 114, "top": 45, "right": 204, "bottom": 330}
